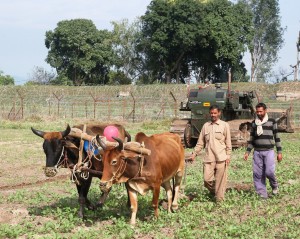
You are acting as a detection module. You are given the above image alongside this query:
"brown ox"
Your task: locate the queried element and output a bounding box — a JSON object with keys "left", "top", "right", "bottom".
{"left": 98, "top": 132, "right": 185, "bottom": 225}
{"left": 31, "top": 123, "right": 131, "bottom": 218}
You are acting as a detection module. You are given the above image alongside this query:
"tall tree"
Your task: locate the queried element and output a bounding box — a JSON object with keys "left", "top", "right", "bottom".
{"left": 45, "top": 19, "right": 114, "bottom": 85}
{"left": 140, "top": 0, "right": 204, "bottom": 83}
{"left": 110, "top": 19, "right": 144, "bottom": 84}
{"left": 244, "top": 0, "right": 284, "bottom": 82}
{"left": 192, "top": 0, "right": 253, "bottom": 82}
{"left": 139, "top": 0, "right": 252, "bottom": 84}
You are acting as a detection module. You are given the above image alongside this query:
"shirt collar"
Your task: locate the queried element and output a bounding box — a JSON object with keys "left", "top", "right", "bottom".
{"left": 210, "top": 119, "right": 221, "bottom": 125}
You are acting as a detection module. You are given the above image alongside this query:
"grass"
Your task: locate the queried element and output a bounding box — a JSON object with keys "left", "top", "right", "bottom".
{"left": 0, "top": 119, "right": 300, "bottom": 238}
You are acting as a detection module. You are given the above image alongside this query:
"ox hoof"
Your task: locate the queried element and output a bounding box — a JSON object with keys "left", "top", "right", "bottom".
{"left": 87, "top": 204, "right": 95, "bottom": 211}
{"left": 78, "top": 211, "right": 84, "bottom": 219}
{"left": 95, "top": 202, "right": 104, "bottom": 209}
{"left": 129, "top": 221, "right": 136, "bottom": 226}
{"left": 171, "top": 205, "right": 179, "bottom": 212}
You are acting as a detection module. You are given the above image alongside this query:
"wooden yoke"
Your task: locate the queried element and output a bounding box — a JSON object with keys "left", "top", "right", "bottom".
{"left": 124, "top": 142, "right": 151, "bottom": 156}
{"left": 69, "top": 128, "right": 151, "bottom": 156}
{"left": 69, "top": 127, "right": 118, "bottom": 147}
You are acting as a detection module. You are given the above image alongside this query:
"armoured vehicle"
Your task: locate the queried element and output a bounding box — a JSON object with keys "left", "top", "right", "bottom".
{"left": 170, "top": 83, "right": 294, "bottom": 148}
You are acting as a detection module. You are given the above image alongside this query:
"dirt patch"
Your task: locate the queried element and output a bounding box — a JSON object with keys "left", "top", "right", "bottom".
{"left": 227, "top": 182, "right": 253, "bottom": 192}
{"left": 0, "top": 164, "right": 71, "bottom": 225}
{"left": 0, "top": 204, "right": 29, "bottom": 225}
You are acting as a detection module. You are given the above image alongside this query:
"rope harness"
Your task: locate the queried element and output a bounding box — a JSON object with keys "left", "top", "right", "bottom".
{"left": 70, "top": 139, "right": 102, "bottom": 185}
{"left": 106, "top": 154, "right": 145, "bottom": 187}
{"left": 57, "top": 136, "right": 103, "bottom": 185}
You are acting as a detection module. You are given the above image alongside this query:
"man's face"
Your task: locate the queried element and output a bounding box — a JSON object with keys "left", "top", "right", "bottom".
{"left": 256, "top": 107, "right": 266, "bottom": 120}
{"left": 210, "top": 108, "right": 221, "bottom": 123}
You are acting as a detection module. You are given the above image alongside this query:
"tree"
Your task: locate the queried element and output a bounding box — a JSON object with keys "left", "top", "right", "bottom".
{"left": 0, "top": 71, "right": 15, "bottom": 85}
{"left": 107, "top": 70, "right": 132, "bottom": 85}
{"left": 45, "top": 19, "right": 114, "bottom": 85}
{"left": 243, "top": 0, "right": 284, "bottom": 82}
{"left": 139, "top": 0, "right": 253, "bottom": 84}
{"left": 140, "top": 0, "right": 204, "bottom": 83}
{"left": 191, "top": 0, "right": 253, "bottom": 82}
{"left": 26, "top": 66, "right": 56, "bottom": 85}
{"left": 110, "top": 19, "right": 145, "bottom": 84}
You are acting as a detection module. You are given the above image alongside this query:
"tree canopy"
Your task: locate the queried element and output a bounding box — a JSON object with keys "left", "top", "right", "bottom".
{"left": 109, "top": 19, "right": 144, "bottom": 84}
{"left": 45, "top": 19, "right": 114, "bottom": 85}
{"left": 140, "top": 0, "right": 204, "bottom": 83}
{"left": 42, "top": 0, "right": 276, "bottom": 85}
{"left": 244, "top": 0, "right": 284, "bottom": 82}
{"left": 139, "top": 0, "right": 253, "bottom": 83}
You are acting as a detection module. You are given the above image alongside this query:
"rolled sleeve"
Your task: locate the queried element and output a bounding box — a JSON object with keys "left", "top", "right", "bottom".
{"left": 225, "top": 122, "right": 232, "bottom": 156}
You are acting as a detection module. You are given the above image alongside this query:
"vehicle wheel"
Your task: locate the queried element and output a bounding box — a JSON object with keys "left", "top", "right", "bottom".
{"left": 184, "top": 123, "right": 197, "bottom": 148}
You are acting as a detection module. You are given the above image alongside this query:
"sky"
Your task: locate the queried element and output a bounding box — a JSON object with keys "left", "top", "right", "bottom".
{"left": 0, "top": 0, "right": 299, "bottom": 85}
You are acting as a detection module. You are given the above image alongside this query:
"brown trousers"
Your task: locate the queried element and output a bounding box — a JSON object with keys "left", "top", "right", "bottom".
{"left": 203, "top": 161, "right": 227, "bottom": 201}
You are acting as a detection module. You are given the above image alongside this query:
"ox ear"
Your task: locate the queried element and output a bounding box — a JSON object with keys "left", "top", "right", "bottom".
{"left": 112, "top": 137, "right": 124, "bottom": 151}
{"left": 61, "top": 124, "right": 71, "bottom": 138}
{"left": 31, "top": 127, "right": 45, "bottom": 138}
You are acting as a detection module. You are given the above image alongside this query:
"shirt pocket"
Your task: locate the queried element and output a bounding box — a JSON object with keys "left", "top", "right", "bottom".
{"left": 204, "top": 132, "right": 210, "bottom": 142}
{"left": 215, "top": 131, "right": 224, "bottom": 141}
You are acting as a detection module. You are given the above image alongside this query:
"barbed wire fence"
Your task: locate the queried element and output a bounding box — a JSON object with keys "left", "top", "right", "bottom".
{"left": 0, "top": 84, "right": 299, "bottom": 129}
{"left": 0, "top": 85, "right": 190, "bottom": 122}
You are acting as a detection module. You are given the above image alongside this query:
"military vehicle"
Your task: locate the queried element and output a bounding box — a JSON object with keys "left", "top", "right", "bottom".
{"left": 170, "top": 82, "right": 294, "bottom": 148}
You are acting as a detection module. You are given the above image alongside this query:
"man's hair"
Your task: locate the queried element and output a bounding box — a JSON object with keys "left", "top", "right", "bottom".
{"left": 209, "top": 105, "right": 220, "bottom": 112}
{"left": 256, "top": 102, "right": 267, "bottom": 110}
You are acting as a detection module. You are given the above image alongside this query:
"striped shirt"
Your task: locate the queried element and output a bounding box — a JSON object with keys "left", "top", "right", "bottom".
{"left": 246, "top": 118, "right": 282, "bottom": 153}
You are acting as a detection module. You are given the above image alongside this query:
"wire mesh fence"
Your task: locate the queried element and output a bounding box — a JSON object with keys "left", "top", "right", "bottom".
{"left": 0, "top": 84, "right": 299, "bottom": 129}
{"left": 0, "top": 85, "right": 190, "bottom": 122}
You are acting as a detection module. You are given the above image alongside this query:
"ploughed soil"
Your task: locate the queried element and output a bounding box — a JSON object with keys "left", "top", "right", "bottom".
{"left": 0, "top": 160, "right": 251, "bottom": 226}
{"left": 0, "top": 162, "right": 71, "bottom": 225}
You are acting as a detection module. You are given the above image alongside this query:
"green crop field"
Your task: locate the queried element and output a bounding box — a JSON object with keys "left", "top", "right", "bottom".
{"left": 0, "top": 118, "right": 300, "bottom": 239}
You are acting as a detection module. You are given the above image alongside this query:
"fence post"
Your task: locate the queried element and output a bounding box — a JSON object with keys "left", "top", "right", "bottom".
{"left": 53, "top": 92, "right": 63, "bottom": 117}
{"left": 85, "top": 101, "right": 88, "bottom": 118}
{"left": 90, "top": 92, "right": 100, "bottom": 119}
{"left": 108, "top": 98, "right": 111, "bottom": 120}
{"left": 130, "top": 92, "right": 136, "bottom": 123}
{"left": 122, "top": 99, "right": 126, "bottom": 120}
{"left": 72, "top": 102, "right": 74, "bottom": 118}
{"left": 16, "top": 89, "right": 24, "bottom": 119}
{"left": 170, "top": 91, "right": 177, "bottom": 118}
{"left": 48, "top": 101, "right": 51, "bottom": 116}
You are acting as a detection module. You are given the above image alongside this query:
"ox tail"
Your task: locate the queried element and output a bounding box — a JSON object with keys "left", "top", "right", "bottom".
{"left": 125, "top": 130, "right": 132, "bottom": 142}
{"left": 172, "top": 177, "right": 175, "bottom": 202}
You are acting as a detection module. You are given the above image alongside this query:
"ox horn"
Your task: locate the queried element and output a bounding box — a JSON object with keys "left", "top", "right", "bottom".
{"left": 96, "top": 135, "right": 107, "bottom": 150}
{"left": 61, "top": 124, "right": 71, "bottom": 138}
{"left": 31, "top": 127, "right": 45, "bottom": 138}
{"left": 112, "top": 137, "right": 124, "bottom": 151}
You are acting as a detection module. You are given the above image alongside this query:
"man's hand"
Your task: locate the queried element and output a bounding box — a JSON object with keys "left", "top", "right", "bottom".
{"left": 226, "top": 158, "right": 230, "bottom": 166}
{"left": 244, "top": 152, "right": 249, "bottom": 161}
{"left": 277, "top": 153, "right": 282, "bottom": 163}
{"left": 191, "top": 153, "right": 196, "bottom": 163}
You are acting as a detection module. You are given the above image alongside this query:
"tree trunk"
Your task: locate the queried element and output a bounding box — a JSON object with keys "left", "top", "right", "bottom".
{"left": 250, "top": 52, "right": 255, "bottom": 82}
{"left": 165, "top": 72, "right": 171, "bottom": 84}
{"left": 176, "top": 66, "right": 180, "bottom": 84}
